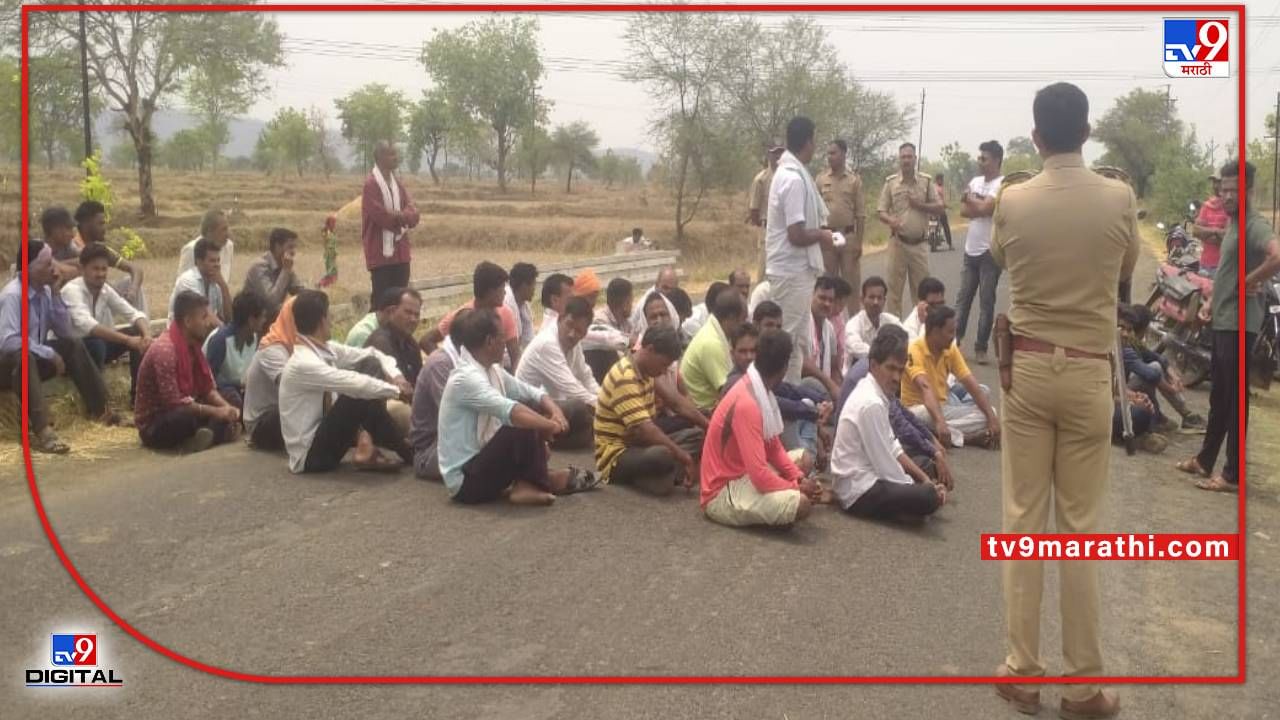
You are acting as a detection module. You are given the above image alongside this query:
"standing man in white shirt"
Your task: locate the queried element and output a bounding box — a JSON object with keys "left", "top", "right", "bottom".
{"left": 516, "top": 296, "right": 600, "bottom": 449}
{"left": 830, "top": 331, "right": 946, "bottom": 520}
{"left": 844, "top": 276, "right": 901, "bottom": 368}
{"left": 278, "top": 290, "right": 414, "bottom": 474}
{"left": 954, "top": 141, "right": 1006, "bottom": 365}
{"left": 766, "top": 116, "right": 836, "bottom": 386}
{"left": 177, "top": 208, "right": 235, "bottom": 284}
{"left": 62, "top": 243, "right": 151, "bottom": 404}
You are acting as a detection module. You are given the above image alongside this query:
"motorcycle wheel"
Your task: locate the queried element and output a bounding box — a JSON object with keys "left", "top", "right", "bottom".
{"left": 1172, "top": 325, "right": 1210, "bottom": 388}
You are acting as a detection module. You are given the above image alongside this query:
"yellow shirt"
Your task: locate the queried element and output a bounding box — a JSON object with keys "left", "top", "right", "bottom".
{"left": 594, "top": 356, "right": 656, "bottom": 481}
{"left": 990, "top": 153, "right": 1141, "bottom": 355}
{"left": 816, "top": 167, "right": 866, "bottom": 232}
{"left": 901, "top": 337, "right": 971, "bottom": 408}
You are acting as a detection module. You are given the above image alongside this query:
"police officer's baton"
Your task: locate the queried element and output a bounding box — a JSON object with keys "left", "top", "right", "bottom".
{"left": 1112, "top": 329, "right": 1136, "bottom": 456}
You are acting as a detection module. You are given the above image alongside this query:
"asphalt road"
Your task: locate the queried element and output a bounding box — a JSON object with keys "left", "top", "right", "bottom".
{"left": 2, "top": 241, "right": 1277, "bottom": 719}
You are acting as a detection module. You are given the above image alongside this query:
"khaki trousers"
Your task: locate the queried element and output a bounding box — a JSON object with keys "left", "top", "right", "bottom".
{"left": 821, "top": 232, "right": 864, "bottom": 315}
{"left": 886, "top": 238, "right": 930, "bottom": 318}
{"left": 1001, "top": 349, "right": 1111, "bottom": 702}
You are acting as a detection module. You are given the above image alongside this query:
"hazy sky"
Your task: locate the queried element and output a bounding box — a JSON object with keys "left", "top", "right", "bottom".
{"left": 253, "top": 0, "right": 1280, "bottom": 167}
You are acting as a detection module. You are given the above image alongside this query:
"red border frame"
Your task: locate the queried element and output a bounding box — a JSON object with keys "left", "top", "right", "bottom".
{"left": 19, "top": 2, "right": 1248, "bottom": 685}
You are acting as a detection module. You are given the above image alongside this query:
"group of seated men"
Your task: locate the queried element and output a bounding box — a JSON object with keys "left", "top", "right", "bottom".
{"left": 7, "top": 221, "right": 1013, "bottom": 528}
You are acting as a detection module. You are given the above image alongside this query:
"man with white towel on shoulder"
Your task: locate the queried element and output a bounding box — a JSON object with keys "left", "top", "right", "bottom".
{"left": 362, "top": 141, "right": 421, "bottom": 308}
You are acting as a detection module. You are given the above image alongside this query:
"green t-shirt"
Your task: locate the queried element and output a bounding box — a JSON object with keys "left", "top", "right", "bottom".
{"left": 345, "top": 312, "right": 380, "bottom": 347}
{"left": 1212, "top": 210, "right": 1275, "bottom": 333}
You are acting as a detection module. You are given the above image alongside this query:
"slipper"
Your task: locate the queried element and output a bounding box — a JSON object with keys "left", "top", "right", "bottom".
{"left": 1195, "top": 477, "right": 1238, "bottom": 493}
{"left": 353, "top": 454, "right": 402, "bottom": 473}
{"left": 1175, "top": 457, "right": 1211, "bottom": 478}
{"left": 563, "top": 466, "right": 602, "bottom": 494}
{"left": 30, "top": 430, "right": 70, "bottom": 455}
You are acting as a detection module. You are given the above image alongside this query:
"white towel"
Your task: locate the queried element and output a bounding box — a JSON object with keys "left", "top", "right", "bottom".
{"left": 747, "top": 363, "right": 784, "bottom": 441}
{"left": 774, "top": 150, "right": 829, "bottom": 274}
{"left": 370, "top": 167, "right": 403, "bottom": 259}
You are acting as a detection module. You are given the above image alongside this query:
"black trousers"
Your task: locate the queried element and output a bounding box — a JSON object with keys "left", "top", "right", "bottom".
{"left": 370, "top": 263, "right": 411, "bottom": 308}
{"left": 550, "top": 399, "right": 594, "bottom": 451}
{"left": 249, "top": 407, "right": 285, "bottom": 451}
{"left": 938, "top": 212, "right": 953, "bottom": 247}
{"left": 846, "top": 479, "right": 940, "bottom": 520}
{"left": 0, "top": 339, "right": 107, "bottom": 434}
{"left": 83, "top": 334, "right": 141, "bottom": 404}
{"left": 610, "top": 445, "right": 679, "bottom": 494}
{"left": 302, "top": 394, "right": 412, "bottom": 473}
{"left": 139, "top": 407, "right": 235, "bottom": 449}
{"left": 455, "top": 426, "right": 551, "bottom": 504}
{"left": 584, "top": 349, "right": 620, "bottom": 385}
{"left": 1197, "top": 330, "right": 1252, "bottom": 484}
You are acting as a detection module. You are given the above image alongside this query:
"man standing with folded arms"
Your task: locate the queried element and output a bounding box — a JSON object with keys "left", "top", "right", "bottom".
{"left": 989, "top": 82, "right": 1139, "bottom": 719}
{"left": 766, "top": 117, "right": 836, "bottom": 387}
{"left": 878, "top": 142, "right": 942, "bottom": 317}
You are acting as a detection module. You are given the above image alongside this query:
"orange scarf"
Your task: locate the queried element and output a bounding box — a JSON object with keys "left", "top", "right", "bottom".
{"left": 259, "top": 296, "right": 299, "bottom": 352}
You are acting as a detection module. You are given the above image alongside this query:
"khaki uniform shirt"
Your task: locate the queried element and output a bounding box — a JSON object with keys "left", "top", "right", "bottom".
{"left": 877, "top": 172, "right": 938, "bottom": 243}
{"left": 816, "top": 167, "right": 866, "bottom": 233}
{"left": 990, "top": 153, "right": 1141, "bottom": 355}
{"left": 749, "top": 167, "right": 773, "bottom": 215}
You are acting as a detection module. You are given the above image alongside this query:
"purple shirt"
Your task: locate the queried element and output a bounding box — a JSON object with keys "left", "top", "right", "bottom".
{"left": 0, "top": 277, "right": 72, "bottom": 361}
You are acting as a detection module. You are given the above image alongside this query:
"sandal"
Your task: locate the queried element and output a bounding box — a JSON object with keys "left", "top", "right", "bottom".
{"left": 353, "top": 453, "right": 403, "bottom": 473}
{"left": 562, "top": 466, "right": 602, "bottom": 494}
{"left": 1195, "top": 476, "right": 1238, "bottom": 494}
{"left": 31, "top": 429, "right": 70, "bottom": 455}
{"left": 1175, "top": 457, "right": 1211, "bottom": 478}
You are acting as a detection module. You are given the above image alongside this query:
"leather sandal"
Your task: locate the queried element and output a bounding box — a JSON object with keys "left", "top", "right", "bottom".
{"left": 1059, "top": 689, "right": 1120, "bottom": 720}
{"left": 994, "top": 665, "right": 1041, "bottom": 715}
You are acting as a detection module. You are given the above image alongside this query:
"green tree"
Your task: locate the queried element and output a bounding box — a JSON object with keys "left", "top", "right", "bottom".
{"left": 512, "top": 124, "right": 552, "bottom": 194}
{"left": 333, "top": 83, "right": 406, "bottom": 170}
{"left": 106, "top": 139, "right": 137, "bottom": 169}
{"left": 307, "top": 106, "right": 336, "bottom": 180}
{"left": 406, "top": 90, "right": 453, "bottom": 183}
{"left": 28, "top": 50, "right": 99, "bottom": 169}
{"left": 617, "top": 156, "right": 643, "bottom": 186}
{"left": 1094, "top": 88, "right": 1181, "bottom": 198}
{"left": 551, "top": 121, "right": 599, "bottom": 193}
{"left": 182, "top": 12, "right": 283, "bottom": 172}
{"left": 0, "top": 56, "right": 18, "bottom": 163}
{"left": 258, "top": 107, "right": 315, "bottom": 177}
{"left": 421, "top": 17, "right": 548, "bottom": 192}
{"left": 938, "top": 142, "right": 977, "bottom": 198}
{"left": 1002, "top": 136, "right": 1041, "bottom": 174}
{"left": 159, "top": 128, "right": 209, "bottom": 171}
{"left": 32, "top": 4, "right": 282, "bottom": 216}
{"left": 1148, "top": 128, "right": 1211, "bottom": 223}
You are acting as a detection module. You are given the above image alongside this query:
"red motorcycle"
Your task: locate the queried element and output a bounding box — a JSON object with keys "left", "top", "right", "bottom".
{"left": 1144, "top": 214, "right": 1213, "bottom": 387}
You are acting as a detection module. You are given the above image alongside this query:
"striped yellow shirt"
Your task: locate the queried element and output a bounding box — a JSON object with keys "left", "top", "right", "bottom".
{"left": 594, "top": 356, "right": 656, "bottom": 480}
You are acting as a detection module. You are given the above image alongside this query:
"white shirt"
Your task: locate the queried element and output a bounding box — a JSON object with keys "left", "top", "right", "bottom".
{"left": 963, "top": 175, "right": 1004, "bottom": 256}
{"left": 278, "top": 338, "right": 403, "bottom": 473}
{"left": 538, "top": 307, "right": 559, "bottom": 337}
{"left": 748, "top": 280, "right": 772, "bottom": 315}
{"left": 177, "top": 236, "right": 235, "bottom": 282}
{"left": 241, "top": 343, "right": 289, "bottom": 431}
{"left": 169, "top": 267, "right": 224, "bottom": 322}
{"left": 514, "top": 329, "right": 600, "bottom": 407}
{"left": 682, "top": 302, "right": 710, "bottom": 340}
{"left": 764, "top": 169, "right": 816, "bottom": 277}
{"left": 902, "top": 306, "right": 927, "bottom": 341}
{"left": 60, "top": 277, "right": 146, "bottom": 339}
{"left": 830, "top": 374, "right": 910, "bottom": 509}
{"left": 616, "top": 235, "right": 651, "bottom": 254}
{"left": 812, "top": 314, "right": 837, "bottom": 376}
{"left": 581, "top": 305, "right": 632, "bottom": 353}
{"left": 844, "top": 310, "right": 903, "bottom": 366}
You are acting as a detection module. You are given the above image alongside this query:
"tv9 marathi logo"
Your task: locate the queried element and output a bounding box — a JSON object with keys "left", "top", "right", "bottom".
{"left": 25, "top": 633, "right": 125, "bottom": 688}
{"left": 1163, "top": 18, "right": 1230, "bottom": 78}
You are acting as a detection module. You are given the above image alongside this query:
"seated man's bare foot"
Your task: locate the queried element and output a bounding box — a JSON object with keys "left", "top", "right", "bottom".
{"left": 509, "top": 480, "right": 556, "bottom": 506}
{"left": 546, "top": 468, "right": 572, "bottom": 494}
{"left": 816, "top": 487, "right": 836, "bottom": 505}
{"left": 351, "top": 430, "right": 376, "bottom": 464}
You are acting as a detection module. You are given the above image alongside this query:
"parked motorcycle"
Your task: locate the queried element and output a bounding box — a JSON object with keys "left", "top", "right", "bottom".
{"left": 927, "top": 216, "right": 946, "bottom": 252}
{"left": 1251, "top": 275, "right": 1280, "bottom": 390}
{"left": 1144, "top": 214, "right": 1213, "bottom": 387}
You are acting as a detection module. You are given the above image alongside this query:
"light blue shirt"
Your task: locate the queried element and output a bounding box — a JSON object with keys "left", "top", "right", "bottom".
{"left": 0, "top": 277, "right": 72, "bottom": 361}
{"left": 438, "top": 349, "right": 546, "bottom": 496}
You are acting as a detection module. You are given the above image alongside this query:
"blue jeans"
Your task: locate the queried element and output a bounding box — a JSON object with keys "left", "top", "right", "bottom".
{"left": 955, "top": 250, "right": 1001, "bottom": 353}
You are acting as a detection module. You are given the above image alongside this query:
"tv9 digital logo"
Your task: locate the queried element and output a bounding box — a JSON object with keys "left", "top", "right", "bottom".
{"left": 25, "top": 632, "right": 124, "bottom": 688}
{"left": 1163, "top": 18, "right": 1230, "bottom": 77}
{"left": 52, "top": 634, "right": 97, "bottom": 666}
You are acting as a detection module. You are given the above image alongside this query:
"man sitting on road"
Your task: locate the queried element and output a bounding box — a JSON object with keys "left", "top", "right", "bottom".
{"left": 345, "top": 286, "right": 402, "bottom": 348}
{"left": 682, "top": 281, "right": 728, "bottom": 340}
{"left": 515, "top": 296, "right": 600, "bottom": 450}
{"left": 701, "top": 328, "right": 822, "bottom": 529}
{"left": 202, "top": 290, "right": 266, "bottom": 410}
{"left": 803, "top": 275, "right": 844, "bottom": 400}
{"left": 728, "top": 268, "right": 752, "bottom": 302}
{"left": 831, "top": 331, "right": 947, "bottom": 521}
{"left": 0, "top": 242, "right": 117, "bottom": 453}
{"left": 64, "top": 202, "right": 147, "bottom": 311}
{"left": 242, "top": 296, "right": 299, "bottom": 451}
{"left": 538, "top": 272, "right": 574, "bottom": 335}
{"left": 572, "top": 269, "right": 602, "bottom": 307}
{"left": 61, "top": 242, "right": 152, "bottom": 405}
{"left": 409, "top": 309, "right": 470, "bottom": 481}
{"left": 582, "top": 277, "right": 634, "bottom": 382}
{"left": 902, "top": 305, "right": 1000, "bottom": 449}
{"left": 438, "top": 261, "right": 524, "bottom": 370}
{"left": 135, "top": 291, "right": 240, "bottom": 453}
{"left": 901, "top": 276, "right": 946, "bottom": 340}
{"left": 170, "top": 238, "right": 230, "bottom": 326}
{"left": 596, "top": 326, "right": 702, "bottom": 496}
{"left": 681, "top": 289, "right": 747, "bottom": 411}
{"left": 751, "top": 300, "right": 833, "bottom": 458}
{"left": 242, "top": 227, "right": 303, "bottom": 320}
{"left": 504, "top": 262, "right": 538, "bottom": 350}
{"left": 178, "top": 208, "right": 235, "bottom": 283}
{"left": 629, "top": 266, "right": 681, "bottom": 338}
{"left": 365, "top": 287, "right": 424, "bottom": 387}
{"left": 1118, "top": 304, "right": 1205, "bottom": 432}
{"left": 844, "top": 276, "right": 902, "bottom": 368}
{"left": 279, "top": 290, "right": 414, "bottom": 474}
{"left": 635, "top": 291, "right": 711, "bottom": 438}
{"left": 439, "top": 309, "right": 597, "bottom": 505}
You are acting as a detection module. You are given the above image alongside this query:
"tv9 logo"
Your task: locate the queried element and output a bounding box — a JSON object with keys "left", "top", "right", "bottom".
{"left": 52, "top": 634, "right": 97, "bottom": 666}
{"left": 1163, "top": 18, "right": 1230, "bottom": 77}
{"left": 25, "top": 632, "right": 124, "bottom": 688}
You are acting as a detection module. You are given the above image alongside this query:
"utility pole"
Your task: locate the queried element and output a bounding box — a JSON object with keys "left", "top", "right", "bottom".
{"left": 78, "top": 11, "right": 93, "bottom": 172}
{"left": 917, "top": 88, "right": 925, "bottom": 167}
{"left": 1206, "top": 138, "right": 1218, "bottom": 168}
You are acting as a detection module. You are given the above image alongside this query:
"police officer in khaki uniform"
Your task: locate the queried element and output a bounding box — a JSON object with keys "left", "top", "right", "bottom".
{"left": 816, "top": 138, "right": 867, "bottom": 315}
{"left": 877, "top": 142, "right": 942, "bottom": 317}
{"left": 990, "top": 82, "right": 1138, "bottom": 720}
{"left": 747, "top": 142, "right": 785, "bottom": 281}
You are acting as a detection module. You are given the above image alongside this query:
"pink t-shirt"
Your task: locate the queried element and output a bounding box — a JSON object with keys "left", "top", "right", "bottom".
{"left": 699, "top": 377, "right": 803, "bottom": 508}
{"left": 437, "top": 301, "right": 518, "bottom": 342}
{"left": 1196, "top": 197, "right": 1229, "bottom": 269}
